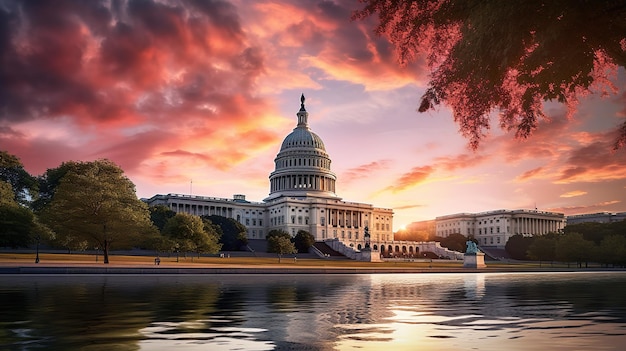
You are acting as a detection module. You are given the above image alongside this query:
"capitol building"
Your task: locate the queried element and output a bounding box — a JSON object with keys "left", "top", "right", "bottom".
{"left": 145, "top": 95, "right": 394, "bottom": 250}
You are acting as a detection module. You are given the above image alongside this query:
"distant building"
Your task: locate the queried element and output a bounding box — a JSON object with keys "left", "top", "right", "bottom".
{"left": 436, "top": 209, "right": 566, "bottom": 249}
{"left": 566, "top": 212, "right": 626, "bottom": 225}
{"left": 144, "top": 95, "right": 394, "bottom": 249}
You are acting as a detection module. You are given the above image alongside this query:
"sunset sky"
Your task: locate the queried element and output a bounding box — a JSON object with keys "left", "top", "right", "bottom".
{"left": 1, "top": 0, "right": 625, "bottom": 229}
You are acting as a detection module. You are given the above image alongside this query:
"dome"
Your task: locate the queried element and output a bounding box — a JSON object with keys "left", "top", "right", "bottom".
{"left": 280, "top": 128, "right": 326, "bottom": 151}
{"left": 265, "top": 94, "right": 338, "bottom": 201}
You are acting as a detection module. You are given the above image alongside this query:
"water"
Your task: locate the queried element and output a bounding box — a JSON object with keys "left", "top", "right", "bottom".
{"left": 1, "top": 272, "right": 625, "bottom": 350}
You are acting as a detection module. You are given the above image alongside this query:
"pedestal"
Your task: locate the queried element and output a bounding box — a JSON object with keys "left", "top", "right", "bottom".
{"left": 357, "top": 249, "right": 381, "bottom": 262}
{"left": 463, "top": 252, "right": 486, "bottom": 268}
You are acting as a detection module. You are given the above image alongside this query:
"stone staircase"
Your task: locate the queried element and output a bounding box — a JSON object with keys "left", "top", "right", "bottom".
{"left": 312, "top": 242, "right": 350, "bottom": 259}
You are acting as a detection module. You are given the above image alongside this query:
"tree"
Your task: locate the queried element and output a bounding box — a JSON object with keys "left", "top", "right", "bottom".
{"left": 0, "top": 151, "right": 38, "bottom": 206}
{"left": 0, "top": 205, "right": 32, "bottom": 247}
{"left": 437, "top": 233, "right": 466, "bottom": 252}
{"left": 267, "top": 236, "right": 297, "bottom": 263}
{"left": 39, "top": 159, "right": 157, "bottom": 263}
{"left": 33, "top": 161, "right": 85, "bottom": 211}
{"left": 505, "top": 234, "right": 534, "bottom": 260}
{"left": 149, "top": 205, "right": 176, "bottom": 232}
{"left": 0, "top": 181, "right": 53, "bottom": 250}
{"left": 565, "top": 221, "right": 613, "bottom": 245}
{"left": 266, "top": 229, "right": 297, "bottom": 261}
{"left": 598, "top": 235, "right": 626, "bottom": 267}
{"left": 141, "top": 233, "right": 175, "bottom": 256}
{"left": 527, "top": 235, "right": 557, "bottom": 267}
{"left": 293, "top": 230, "right": 315, "bottom": 253}
{"left": 556, "top": 232, "right": 597, "bottom": 268}
{"left": 163, "top": 213, "right": 222, "bottom": 259}
{"left": 354, "top": 1, "right": 626, "bottom": 149}
{"left": 204, "top": 215, "right": 248, "bottom": 251}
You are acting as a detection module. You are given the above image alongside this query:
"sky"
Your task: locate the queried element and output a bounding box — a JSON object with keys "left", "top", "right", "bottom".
{"left": 1, "top": 0, "right": 625, "bottom": 230}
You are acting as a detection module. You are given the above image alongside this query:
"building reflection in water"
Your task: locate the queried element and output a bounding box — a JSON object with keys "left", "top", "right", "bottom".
{"left": 1, "top": 273, "right": 626, "bottom": 350}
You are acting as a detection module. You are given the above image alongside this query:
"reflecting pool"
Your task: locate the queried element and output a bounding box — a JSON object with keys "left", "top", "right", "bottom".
{"left": 1, "top": 272, "right": 626, "bottom": 350}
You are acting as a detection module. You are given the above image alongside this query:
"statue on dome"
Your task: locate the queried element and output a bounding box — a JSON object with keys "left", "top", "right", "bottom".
{"left": 300, "top": 93, "right": 306, "bottom": 110}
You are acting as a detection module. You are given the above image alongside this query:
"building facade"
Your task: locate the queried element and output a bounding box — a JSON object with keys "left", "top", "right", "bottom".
{"left": 566, "top": 212, "right": 626, "bottom": 225}
{"left": 436, "top": 209, "right": 566, "bottom": 248}
{"left": 144, "top": 95, "right": 394, "bottom": 247}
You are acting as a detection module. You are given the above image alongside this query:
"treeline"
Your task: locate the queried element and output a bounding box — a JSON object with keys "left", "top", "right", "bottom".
{"left": 505, "top": 220, "right": 626, "bottom": 267}
{"left": 0, "top": 151, "right": 251, "bottom": 263}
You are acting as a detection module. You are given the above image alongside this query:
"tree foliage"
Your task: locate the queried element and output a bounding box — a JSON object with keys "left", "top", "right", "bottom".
{"left": 294, "top": 230, "right": 315, "bottom": 253}
{"left": 0, "top": 180, "right": 53, "bottom": 248}
{"left": 33, "top": 161, "right": 85, "bottom": 211}
{"left": 266, "top": 230, "right": 297, "bottom": 262}
{"left": 149, "top": 205, "right": 176, "bottom": 232}
{"left": 204, "top": 215, "right": 247, "bottom": 251}
{"left": 163, "top": 213, "right": 221, "bottom": 257}
{"left": 555, "top": 232, "right": 596, "bottom": 267}
{"left": 598, "top": 235, "right": 626, "bottom": 266}
{"left": 505, "top": 234, "right": 534, "bottom": 260}
{"left": 436, "top": 233, "right": 467, "bottom": 252}
{"left": 354, "top": 1, "right": 626, "bottom": 149}
{"left": 527, "top": 235, "right": 557, "bottom": 265}
{"left": 39, "top": 159, "right": 156, "bottom": 263}
{"left": 0, "top": 150, "right": 38, "bottom": 205}
{"left": 564, "top": 221, "right": 615, "bottom": 244}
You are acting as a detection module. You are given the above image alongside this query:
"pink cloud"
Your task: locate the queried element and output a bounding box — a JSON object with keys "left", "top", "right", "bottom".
{"left": 384, "top": 165, "right": 434, "bottom": 193}
{"left": 0, "top": 0, "right": 287, "bottom": 181}
{"left": 342, "top": 159, "right": 392, "bottom": 183}
{"left": 516, "top": 167, "right": 544, "bottom": 182}
{"left": 560, "top": 190, "right": 588, "bottom": 198}
{"left": 549, "top": 200, "right": 622, "bottom": 215}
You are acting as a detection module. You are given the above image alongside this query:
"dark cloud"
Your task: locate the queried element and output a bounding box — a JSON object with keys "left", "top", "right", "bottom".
{"left": 556, "top": 139, "right": 626, "bottom": 183}
{"left": 0, "top": 0, "right": 260, "bottom": 126}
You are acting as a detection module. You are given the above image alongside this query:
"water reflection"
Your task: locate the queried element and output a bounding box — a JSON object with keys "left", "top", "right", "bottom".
{"left": 1, "top": 272, "right": 625, "bottom": 350}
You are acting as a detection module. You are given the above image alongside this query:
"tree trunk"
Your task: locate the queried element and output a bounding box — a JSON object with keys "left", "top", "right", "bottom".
{"left": 103, "top": 239, "right": 110, "bottom": 264}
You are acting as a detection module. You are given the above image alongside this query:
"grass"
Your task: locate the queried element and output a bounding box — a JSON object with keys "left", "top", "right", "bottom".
{"left": 0, "top": 252, "right": 463, "bottom": 268}
{"left": 0, "top": 252, "right": 609, "bottom": 271}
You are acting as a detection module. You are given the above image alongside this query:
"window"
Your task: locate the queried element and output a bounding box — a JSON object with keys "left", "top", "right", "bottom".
{"left": 291, "top": 215, "right": 296, "bottom": 224}
{"left": 321, "top": 217, "right": 325, "bottom": 226}
{"left": 246, "top": 218, "right": 250, "bottom": 225}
